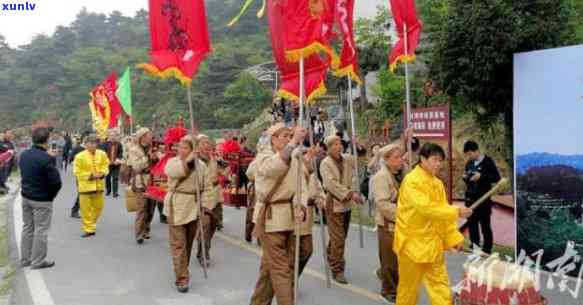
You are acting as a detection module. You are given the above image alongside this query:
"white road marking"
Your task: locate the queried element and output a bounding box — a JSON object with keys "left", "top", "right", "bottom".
{"left": 13, "top": 195, "right": 56, "bottom": 305}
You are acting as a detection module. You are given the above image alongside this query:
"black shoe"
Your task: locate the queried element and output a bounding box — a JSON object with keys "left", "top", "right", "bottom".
{"left": 245, "top": 236, "right": 252, "bottom": 243}
{"left": 137, "top": 238, "right": 144, "bottom": 244}
{"left": 21, "top": 260, "right": 31, "bottom": 267}
{"left": 113, "top": 193, "right": 119, "bottom": 198}
{"left": 143, "top": 233, "right": 151, "bottom": 240}
{"left": 30, "top": 261, "right": 55, "bottom": 270}
{"left": 71, "top": 212, "right": 80, "bottom": 219}
{"left": 81, "top": 232, "right": 96, "bottom": 238}
{"left": 333, "top": 273, "right": 349, "bottom": 285}
{"left": 375, "top": 268, "right": 382, "bottom": 281}
{"left": 176, "top": 284, "right": 189, "bottom": 293}
{"left": 380, "top": 294, "right": 396, "bottom": 304}
{"left": 160, "top": 216, "right": 168, "bottom": 224}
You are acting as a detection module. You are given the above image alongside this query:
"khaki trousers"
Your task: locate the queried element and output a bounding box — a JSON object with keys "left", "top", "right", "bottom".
{"left": 250, "top": 231, "right": 294, "bottom": 305}
{"left": 378, "top": 227, "right": 399, "bottom": 297}
{"left": 135, "top": 193, "right": 155, "bottom": 239}
{"left": 197, "top": 208, "right": 217, "bottom": 262}
{"left": 326, "top": 209, "right": 351, "bottom": 275}
{"left": 168, "top": 220, "right": 198, "bottom": 286}
{"left": 290, "top": 234, "right": 313, "bottom": 282}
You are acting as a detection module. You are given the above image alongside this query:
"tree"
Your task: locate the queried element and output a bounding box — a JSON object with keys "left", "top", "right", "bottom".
{"left": 429, "top": 0, "right": 579, "bottom": 169}
{"left": 216, "top": 72, "right": 272, "bottom": 128}
{"left": 354, "top": 5, "right": 391, "bottom": 107}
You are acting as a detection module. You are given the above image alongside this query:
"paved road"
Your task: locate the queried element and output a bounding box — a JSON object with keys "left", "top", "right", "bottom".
{"left": 8, "top": 170, "right": 582, "bottom": 305}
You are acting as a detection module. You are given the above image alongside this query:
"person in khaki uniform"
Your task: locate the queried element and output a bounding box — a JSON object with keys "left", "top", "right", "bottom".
{"left": 245, "top": 150, "right": 261, "bottom": 243}
{"left": 372, "top": 143, "right": 405, "bottom": 303}
{"left": 249, "top": 123, "right": 310, "bottom": 305}
{"left": 196, "top": 134, "right": 220, "bottom": 267}
{"left": 163, "top": 135, "right": 207, "bottom": 293}
{"left": 320, "top": 135, "right": 364, "bottom": 284}
{"left": 127, "top": 128, "right": 156, "bottom": 244}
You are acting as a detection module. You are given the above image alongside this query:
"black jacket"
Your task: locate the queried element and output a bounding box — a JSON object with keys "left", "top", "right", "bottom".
{"left": 19, "top": 145, "right": 62, "bottom": 202}
{"left": 464, "top": 155, "right": 501, "bottom": 213}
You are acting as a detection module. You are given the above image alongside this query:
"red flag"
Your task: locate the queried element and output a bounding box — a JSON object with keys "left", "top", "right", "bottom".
{"left": 332, "top": 0, "right": 361, "bottom": 84}
{"left": 388, "top": 0, "right": 422, "bottom": 72}
{"left": 282, "top": 0, "right": 339, "bottom": 68}
{"left": 138, "top": 0, "right": 212, "bottom": 86}
{"left": 89, "top": 72, "right": 122, "bottom": 129}
{"left": 269, "top": 0, "right": 329, "bottom": 103}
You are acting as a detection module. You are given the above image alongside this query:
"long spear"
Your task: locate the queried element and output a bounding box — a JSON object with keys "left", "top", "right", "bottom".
{"left": 347, "top": 76, "right": 364, "bottom": 249}
{"left": 306, "top": 104, "right": 332, "bottom": 288}
{"left": 293, "top": 57, "right": 305, "bottom": 304}
{"left": 186, "top": 85, "right": 208, "bottom": 279}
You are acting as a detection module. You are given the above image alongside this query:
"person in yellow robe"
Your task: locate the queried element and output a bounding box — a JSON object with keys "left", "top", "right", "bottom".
{"left": 395, "top": 143, "right": 473, "bottom": 305}
{"left": 73, "top": 135, "right": 109, "bottom": 238}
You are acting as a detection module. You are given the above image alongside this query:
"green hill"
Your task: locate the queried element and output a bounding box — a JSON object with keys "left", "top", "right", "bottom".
{"left": 0, "top": 0, "right": 273, "bottom": 132}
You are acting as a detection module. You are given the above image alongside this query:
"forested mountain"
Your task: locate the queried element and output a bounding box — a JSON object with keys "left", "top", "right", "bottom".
{"left": 0, "top": 0, "right": 273, "bottom": 131}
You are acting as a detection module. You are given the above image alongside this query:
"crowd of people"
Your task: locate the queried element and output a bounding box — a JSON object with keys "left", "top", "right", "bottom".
{"left": 9, "top": 112, "right": 501, "bottom": 305}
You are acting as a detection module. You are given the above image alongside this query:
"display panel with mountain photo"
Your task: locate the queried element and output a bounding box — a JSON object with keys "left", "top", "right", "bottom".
{"left": 514, "top": 45, "right": 583, "bottom": 278}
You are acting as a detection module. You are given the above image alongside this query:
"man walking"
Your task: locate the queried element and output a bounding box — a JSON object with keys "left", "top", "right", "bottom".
{"left": 128, "top": 127, "right": 157, "bottom": 244}
{"left": 74, "top": 135, "right": 109, "bottom": 238}
{"left": 19, "top": 127, "right": 62, "bottom": 269}
{"left": 320, "top": 135, "right": 364, "bottom": 284}
{"left": 101, "top": 131, "right": 123, "bottom": 198}
{"left": 463, "top": 140, "right": 501, "bottom": 254}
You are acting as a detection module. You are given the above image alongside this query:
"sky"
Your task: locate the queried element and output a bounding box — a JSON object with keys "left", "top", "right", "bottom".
{"left": 514, "top": 44, "right": 583, "bottom": 155}
{"left": 0, "top": 0, "right": 387, "bottom": 47}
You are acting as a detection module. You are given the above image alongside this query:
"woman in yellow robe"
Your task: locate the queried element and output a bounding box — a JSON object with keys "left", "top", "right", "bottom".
{"left": 395, "top": 143, "right": 473, "bottom": 305}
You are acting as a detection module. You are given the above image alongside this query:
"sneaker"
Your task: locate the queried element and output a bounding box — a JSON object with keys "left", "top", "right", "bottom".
{"left": 380, "top": 294, "right": 396, "bottom": 304}
{"left": 30, "top": 261, "right": 55, "bottom": 270}
{"left": 176, "top": 283, "right": 189, "bottom": 293}
{"left": 113, "top": 193, "right": 119, "bottom": 198}
{"left": 81, "top": 232, "right": 96, "bottom": 238}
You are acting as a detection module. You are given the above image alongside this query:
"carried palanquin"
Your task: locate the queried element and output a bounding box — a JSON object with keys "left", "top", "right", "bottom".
{"left": 218, "top": 138, "right": 255, "bottom": 208}
{"left": 144, "top": 118, "right": 188, "bottom": 203}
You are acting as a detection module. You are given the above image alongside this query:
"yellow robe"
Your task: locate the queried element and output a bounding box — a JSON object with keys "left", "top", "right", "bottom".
{"left": 394, "top": 165, "right": 464, "bottom": 305}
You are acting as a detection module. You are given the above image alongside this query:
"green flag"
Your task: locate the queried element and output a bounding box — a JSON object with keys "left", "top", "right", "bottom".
{"left": 116, "top": 67, "right": 132, "bottom": 116}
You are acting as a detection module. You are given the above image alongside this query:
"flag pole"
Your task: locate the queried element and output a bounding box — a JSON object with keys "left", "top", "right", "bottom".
{"left": 347, "top": 76, "right": 364, "bottom": 249}
{"left": 404, "top": 23, "right": 413, "bottom": 166}
{"left": 306, "top": 104, "right": 332, "bottom": 288}
{"left": 186, "top": 85, "right": 208, "bottom": 279}
{"left": 294, "top": 57, "right": 305, "bottom": 304}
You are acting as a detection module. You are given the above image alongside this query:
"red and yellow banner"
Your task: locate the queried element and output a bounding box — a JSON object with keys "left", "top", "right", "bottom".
{"left": 332, "top": 0, "right": 361, "bottom": 84}
{"left": 138, "top": 0, "right": 212, "bottom": 86}
{"left": 281, "top": 0, "right": 339, "bottom": 68}
{"left": 89, "top": 72, "right": 122, "bottom": 139}
{"left": 269, "top": 0, "right": 329, "bottom": 103}
{"left": 388, "top": 0, "right": 423, "bottom": 72}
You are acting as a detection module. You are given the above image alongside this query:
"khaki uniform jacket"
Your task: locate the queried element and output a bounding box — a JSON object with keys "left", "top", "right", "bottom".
{"left": 127, "top": 143, "right": 152, "bottom": 190}
{"left": 299, "top": 173, "right": 325, "bottom": 236}
{"left": 252, "top": 148, "right": 309, "bottom": 233}
{"left": 372, "top": 166, "right": 399, "bottom": 231}
{"left": 201, "top": 156, "right": 220, "bottom": 210}
{"left": 163, "top": 157, "right": 207, "bottom": 226}
{"left": 320, "top": 154, "right": 356, "bottom": 213}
